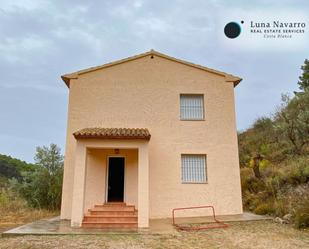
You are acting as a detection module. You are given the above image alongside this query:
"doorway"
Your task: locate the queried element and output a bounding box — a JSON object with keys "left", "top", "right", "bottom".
{"left": 107, "top": 157, "right": 125, "bottom": 202}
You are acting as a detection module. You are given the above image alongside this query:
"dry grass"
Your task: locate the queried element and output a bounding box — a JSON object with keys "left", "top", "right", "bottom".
{"left": 0, "top": 208, "right": 58, "bottom": 228}
{"left": 0, "top": 197, "right": 58, "bottom": 232}
{"left": 1, "top": 221, "right": 308, "bottom": 249}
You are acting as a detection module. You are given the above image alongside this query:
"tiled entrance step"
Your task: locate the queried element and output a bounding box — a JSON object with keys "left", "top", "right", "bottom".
{"left": 82, "top": 202, "right": 138, "bottom": 229}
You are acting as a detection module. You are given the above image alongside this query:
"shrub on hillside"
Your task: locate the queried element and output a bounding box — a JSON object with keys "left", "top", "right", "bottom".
{"left": 0, "top": 154, "right": 36, "bottom": 180}
{"left": 0, "top": 183, "right": 27, "bottom": 213}
{"left": 13, "top": 144, "right": 63, "bottom": 210}
{"left": 239, "top": 59, "right": 309, "bottom": 229}
{"left": 240, "top": 160, "right": 309, "bottom": 222}
{"left": 294, "top": 199, "right": 309, "bottom": 229}
{"left": 285, "top": 157, "right": 309, "bottom": 185}
{"left": 254, "top": 202, "right": 275, "bottom": 215}
{"left": 0, "top": 182, "right": 59, "bottom": 225}
{"left": 240, "top": 168, "right": 266, "bottom": 193}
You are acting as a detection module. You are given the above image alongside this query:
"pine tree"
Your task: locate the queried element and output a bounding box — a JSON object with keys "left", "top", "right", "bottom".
{"left": 298, "top": 59, "right": 309, "bottom": 91}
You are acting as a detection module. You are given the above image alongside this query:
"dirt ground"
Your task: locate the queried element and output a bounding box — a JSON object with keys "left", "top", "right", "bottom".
{"left": 1, "top": 220, "right": 308, "bottom": 249}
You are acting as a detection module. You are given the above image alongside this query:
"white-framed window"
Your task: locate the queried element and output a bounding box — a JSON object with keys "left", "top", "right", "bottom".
{"left": 180, "top": 94, "right": 204, "bottom": 120}
{"left": 181, "top": 154, "right": 207, "bottom": 183}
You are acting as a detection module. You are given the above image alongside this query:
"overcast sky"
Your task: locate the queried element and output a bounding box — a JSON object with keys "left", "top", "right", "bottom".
{"left": 0, "top": 0, "right": 308, "bottom": 162}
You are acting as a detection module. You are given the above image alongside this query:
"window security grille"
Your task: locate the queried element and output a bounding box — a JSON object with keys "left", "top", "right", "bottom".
{"left": 181, "top": 154, "right": 207, "bottom": 183}
{"left": 180, "top": 94, "right": 204, "bottom": 120}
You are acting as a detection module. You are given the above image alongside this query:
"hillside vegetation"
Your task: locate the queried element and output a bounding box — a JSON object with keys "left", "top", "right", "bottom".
{"left": 238, "top": 59, "right": 309, "bottom": 228}
{"left": 0, "top": 144, "right": 63, "bottom": 228}
{"left": 0, "top": 154, "right": 36, "bottom": 181}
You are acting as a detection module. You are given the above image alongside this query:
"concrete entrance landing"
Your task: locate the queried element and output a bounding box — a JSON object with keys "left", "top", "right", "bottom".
{"left": 3, "top": 212, "right": 271, "bottom": 236}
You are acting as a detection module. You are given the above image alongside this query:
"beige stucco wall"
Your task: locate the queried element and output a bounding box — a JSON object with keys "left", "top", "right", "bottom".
{"left": 61, "top": 54, "right": 243, "bottom": 220}
{"left": 84, "top": 148, "right": 138, "bottom": 212}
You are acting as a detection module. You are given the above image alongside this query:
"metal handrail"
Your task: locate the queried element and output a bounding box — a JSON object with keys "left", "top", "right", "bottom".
{"left": 172, "top": 205, "right": 229, "bottom": 231}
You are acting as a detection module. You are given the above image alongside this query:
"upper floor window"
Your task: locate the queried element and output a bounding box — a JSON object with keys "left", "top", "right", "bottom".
{"left": 180, "top": 94, "right": 204, "bottom": 120}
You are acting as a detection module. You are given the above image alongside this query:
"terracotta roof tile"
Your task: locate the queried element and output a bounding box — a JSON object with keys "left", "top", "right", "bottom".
{"left": 73, "top": 128, "right": 151, "bottom": 140}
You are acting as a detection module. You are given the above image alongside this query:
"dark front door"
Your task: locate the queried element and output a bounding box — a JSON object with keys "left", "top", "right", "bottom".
{"left": 107, "top": 157, "right": 125, "bottom": 202}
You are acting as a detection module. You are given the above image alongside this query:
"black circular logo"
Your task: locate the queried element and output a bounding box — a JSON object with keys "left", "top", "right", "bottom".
{"left": 224, "top": 22, "right": 241, "bottom": 39}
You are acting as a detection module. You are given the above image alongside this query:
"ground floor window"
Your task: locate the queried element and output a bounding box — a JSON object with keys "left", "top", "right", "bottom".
{"left": 181, "top": 154, "right": 207, "bottom": 183}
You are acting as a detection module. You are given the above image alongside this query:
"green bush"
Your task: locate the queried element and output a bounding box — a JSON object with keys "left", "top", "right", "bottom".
{"left": 0, "top": 154, "right": 36, "bottom": 180}
{"left": 294, "top": 200, "right": 309, "bottom": 229}
{"left": 254, "top": 202, "right": 275, "bottom": 215}
{"left": 13, "top": 144, "right": 64, "bottom": 210}
{"left": 273, "top": 199, "right": 287, "bottom": 217}
{"left": 15, "top": 168, "right": 63, "bottom": 210}
{"left": 241, "top": 169, "right": 266, "bottom": 193}
{"left": 287, "top": 157, "right": 309, "bottom": 185}
{"left": 241, "top": 156, "right": 309, "bottom": 223}
{"left": 0, "top": 190, "right": 9, "bottom": 205}
{"left": 240, "top": 168, "right": 253, "bottom": 189}
{"left": 0, "top": 181, "right": 27, "bottom": 213}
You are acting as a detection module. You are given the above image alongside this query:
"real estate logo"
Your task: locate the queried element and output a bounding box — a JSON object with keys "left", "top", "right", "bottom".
{"left": 222, "top": 11, "right": 308, "bottom": 50}
{"left": 224, "top": 21, "right": 244, "bottom": 39}
{"left": 250, "top": 21, "right": 306, "bottom": 39}
{"left": 224, "top": 19, "right": 307, "bottom": 40}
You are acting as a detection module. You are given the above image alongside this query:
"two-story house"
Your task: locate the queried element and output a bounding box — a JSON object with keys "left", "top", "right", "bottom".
{"left": 60, "top": 50, "right": 243, "bottom": 229}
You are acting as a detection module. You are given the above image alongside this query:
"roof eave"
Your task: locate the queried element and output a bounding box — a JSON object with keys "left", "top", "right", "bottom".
{"left": 60, "top": 49, "right": 243, "bottom": 88}
{"left": 229, "top": 77, "right": 242, "bottom": 87}
{"left": 234, "top": 78, "right": 242, "bottom": 87}
{"left": 61, "top": 74, "right": 78, "bottom": 88}
{"left": 224, "top": 73, "right": 242, "bottom": 87}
